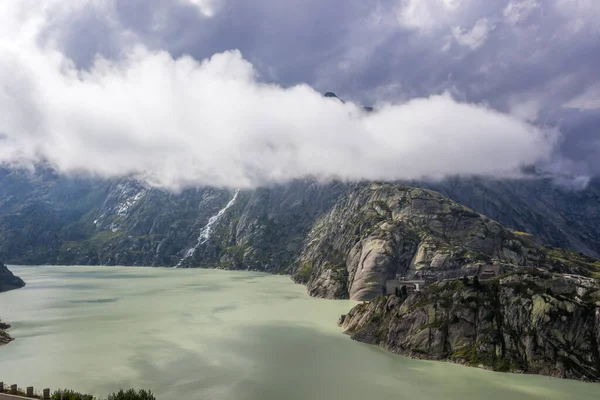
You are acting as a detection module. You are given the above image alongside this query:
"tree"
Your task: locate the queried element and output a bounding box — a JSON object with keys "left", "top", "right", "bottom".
{"left": 107, "top": 389, "right": 155, "bottom": 400}
{"left": 400, "top": 285, "right": 408, "bottom": 299}
{"left": 473, "top": 275, "right": 481, "bottom": 290}
{"left": 462, "top": 275, "right": 469, "bottom": 285}
{"left": 50, "top": 388, "right": 155, "bottom": 400}
{"left": 394, "top": 286, "right": 400, "bottom": 297}
{"left": 51, "top": 389, "right": 94, "bottom": 400}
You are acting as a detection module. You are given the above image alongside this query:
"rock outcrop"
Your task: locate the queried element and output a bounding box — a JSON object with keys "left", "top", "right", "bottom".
{"left": 293, "top": 183, "right": 600, "bottom": 300}
{"left": 421, "top": 176, "right": 600, "bottom": 259}
{"left": 0, "top": 319, "right": 13, "bottom": 345}
{"left": 341, "top": 271, "right": 600, "bottom": 382}
{"left": 0, "top": 261, "right": 25, "bottom": 292}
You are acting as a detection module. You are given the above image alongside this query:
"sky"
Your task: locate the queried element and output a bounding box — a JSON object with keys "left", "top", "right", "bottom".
{"left": 0, "top": 0, "right": 598, "bottom": 189}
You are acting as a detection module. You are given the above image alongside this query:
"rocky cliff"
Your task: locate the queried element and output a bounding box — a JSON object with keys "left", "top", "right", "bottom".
{"left": 422, "top": 176, "right": 600, "bottom": 259}
{"left": 0, "top": 261, "right": 25, "bottom": 292}
{"left": 0, "top": 168, "right": 343, "bottom": 270}
{"left": 341, "top": 271, "right": 600, "bottom": 382}
{"left": 175, "top": 180, "right": 346, "bottom": 273}
{"left": 293, "top": 183, "right": 600, "bottom": 300}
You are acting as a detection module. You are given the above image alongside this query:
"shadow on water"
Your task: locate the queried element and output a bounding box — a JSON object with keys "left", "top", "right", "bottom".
{"left": 96, "top": 322, "right": 600, "bottom": 400}
{"left": 212, "top": 305, "right": 237, "bottom": 313}
{"left": 73, "top": 272, "right": 156, "bottom": 280}
{"left": 70, "top": 298, "right": 119, "bottom": 304}
{"left": 183, "top": 282, "right": 230, "bottom": 291}
{"left": 28, "top": 283, "right": 99, "bottom": 291}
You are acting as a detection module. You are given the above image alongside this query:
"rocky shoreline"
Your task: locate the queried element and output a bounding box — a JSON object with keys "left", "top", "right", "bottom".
{"left": 0, "top": 319, "right": 13, "bottom": 345}
{"left": 340, "top": 271, "right": 600, "bottom": 382}
{"left": 0, "top": 261, "right": 25, "bottom": 292}
{"left": 0, "top": 262, "right": 25, "bottom": 345}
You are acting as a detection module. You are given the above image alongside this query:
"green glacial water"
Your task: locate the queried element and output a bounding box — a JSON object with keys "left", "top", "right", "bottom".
{"left": 0, "top": 266, "right": 598, "bottom": 400}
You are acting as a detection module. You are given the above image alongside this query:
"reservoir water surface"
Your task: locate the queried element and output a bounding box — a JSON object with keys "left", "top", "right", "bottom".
{"left": 0, "top": 266, "right": 598, "bottom": 400}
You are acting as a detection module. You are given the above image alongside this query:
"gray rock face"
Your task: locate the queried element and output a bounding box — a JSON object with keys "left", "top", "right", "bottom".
{"left": 294, "top": 183, "right": 587, "bottom": 300}
{"left": 0, "top": 261, "right": 25, "bottom": 292}
{"left": 342, "top": 271, "right": 600, "bottom": 382}
{"left": 0, "top": 319, "right": 13, "bottom": 345}
{"left": 421, "top": 176, "right": 600, "bottom": 258}
{"left": 0, "top": 168, "right": 344, "bottom": 271}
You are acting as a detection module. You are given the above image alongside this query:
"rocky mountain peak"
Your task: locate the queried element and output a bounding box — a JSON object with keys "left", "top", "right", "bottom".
{"left": 323, "top": 92, "right": 343, "bottom": 102}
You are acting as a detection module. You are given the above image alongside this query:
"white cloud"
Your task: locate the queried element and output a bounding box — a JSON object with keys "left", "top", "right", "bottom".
{"left": 503, "top": 0, "right": 539, "bottom": 25}
{"left": 396, "top": 0, "right": 465, "bottom": 31}
{"left": 508, "top": 94, "right": 542, "bottom": 121}
{"left": 553, "top": 0, "right": 600, "bottom": 34}
{"left": 184, "top": 0, "right": 222, "bottom": 18}
{"left": 0, "top": 0, "right": 560, "bottom": 190}
{"left": 452, "top": 18, "right": 492, "bottom": 50}
{"left": 564, "top": 83, "right": 600, "bottom": 110}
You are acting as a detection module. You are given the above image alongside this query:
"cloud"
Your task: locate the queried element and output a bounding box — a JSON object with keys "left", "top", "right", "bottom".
{"left": 306, "top": 1, "right": 600, "bottom": 176}
{"left": 396, "top": 0, "right": 464, "bottom": 32}
{"left": 503, "top": 0, "right": 539, "bottom": 25}
{"left": 564, "top": 83, "right": 600, "bottom": 110}
{"left": 184, "top": 0, "right": 222, "bottom": 17}
{"left": 0, "top": 0, "right": 560, "bottom": 190}
{"left": 452, "top": 18, "right": 492, "bottom": 50}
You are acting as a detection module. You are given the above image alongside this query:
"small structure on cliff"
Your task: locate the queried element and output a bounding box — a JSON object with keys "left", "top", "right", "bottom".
{"left": 386, "top": 278, "right": 426, "bottom": 295}
{"left": 477, "top": 264, "right": 501, "bottom": 280}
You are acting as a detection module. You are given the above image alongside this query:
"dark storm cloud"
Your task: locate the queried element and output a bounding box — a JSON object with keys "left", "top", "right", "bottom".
{"left": 50, "top": 1, "right": 600, "bottom": 109}
{"left": 112, "top": 0, "right": 371, "bottom": 86}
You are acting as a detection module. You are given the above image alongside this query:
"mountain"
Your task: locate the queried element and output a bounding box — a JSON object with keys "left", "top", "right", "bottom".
{"left": 421, "top": 176, "right": 600, "bottom": 259}
{"left": 292, "top": 183, "right": 600, "bottom": 300}
{"left": 323, "top": 92, "right": 344, "bottom": 102}
{"left": 0, "top": 167, "right": 599, "bottom": 288}
{"left": 1, "top": 167, "right": 600, "bottom": 379}
{"left": 0, "top": 168, "right": 346, "bottom": 270}
{"left": 341, "top": 270, "right": 600, "bottom": 382}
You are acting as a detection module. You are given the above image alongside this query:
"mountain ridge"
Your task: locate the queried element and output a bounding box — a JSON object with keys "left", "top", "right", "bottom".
{"left": 292, "top": 182, "right": 600, "bottom": 300}
{"left": 0, "top": 167, "right": 599, "bottom": 286}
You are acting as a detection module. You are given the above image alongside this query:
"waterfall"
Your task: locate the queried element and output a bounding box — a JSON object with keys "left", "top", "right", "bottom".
{"left": 174, "top": 190, "right": 240, "bottom": 268}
